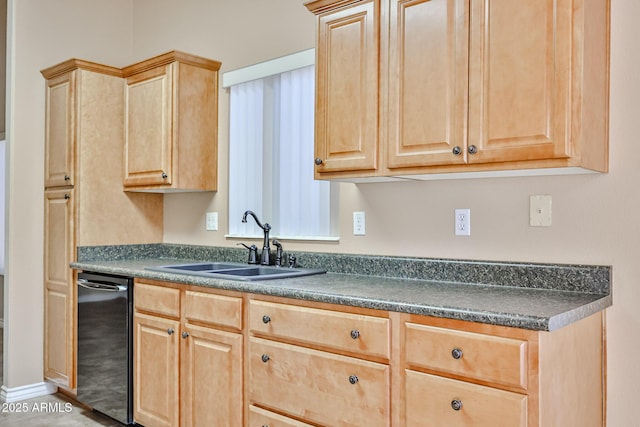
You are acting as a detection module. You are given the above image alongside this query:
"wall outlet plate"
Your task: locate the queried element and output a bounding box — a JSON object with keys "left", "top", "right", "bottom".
{"left": 353, "top": 211, "right": 366, "bottom": 235}
{"left": 206, "top": 212, "right": 218, "bottom": 231}
{"left": 455, "top": 209, "right": 471, "bottom": 236}
{"left": 530, "top": 195, "right": 552, "bottom": 227}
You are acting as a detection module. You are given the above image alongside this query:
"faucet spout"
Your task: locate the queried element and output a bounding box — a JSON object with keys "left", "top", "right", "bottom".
{"left": 241, "top": 210, "right": 272, "bottom": 265}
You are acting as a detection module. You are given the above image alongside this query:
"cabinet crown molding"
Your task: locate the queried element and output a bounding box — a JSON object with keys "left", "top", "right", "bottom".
{"left": 122, "top": 50, "right": 222, "bottom": 77}
{"left": 40, "top": 59, "right": 123, "bottom": 79}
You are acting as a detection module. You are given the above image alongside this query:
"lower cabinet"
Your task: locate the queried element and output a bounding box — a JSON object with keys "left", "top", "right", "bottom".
{"left": 133, "top": 281, "right": 243, "bottom": 427}
{"left": 132, "top": 280, "right": 605, "bottom": 427}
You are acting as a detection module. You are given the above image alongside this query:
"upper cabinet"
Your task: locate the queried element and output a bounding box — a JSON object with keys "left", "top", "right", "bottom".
{"left": 122, "top": 51, "right": 221, "bottom": 192}
{"left": 305, "top": 0, "right": 610, "bottom": 180}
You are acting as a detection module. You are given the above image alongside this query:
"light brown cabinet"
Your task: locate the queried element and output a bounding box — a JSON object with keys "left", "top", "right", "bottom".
{"left": 122, "top": 51, "right": 221, "bottom": 192}
{"left": 41, "top": 60, "right": 163, "bottom": 390}
{"left": 305, "top": 0, "right": 609, "bottom": 180}
{"left": 131, "top": 281, "right": 604, "bottom": 426}
{"left": 401, "top": 313, "right": 605, "bottom": 427}
{"left": 248, "top": 298, "right": 391, "bottom": 426}
{"left": 133, "top": 281, "right": 243, "bottom": 427}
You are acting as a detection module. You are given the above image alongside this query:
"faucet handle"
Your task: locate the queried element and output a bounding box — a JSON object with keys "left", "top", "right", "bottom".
{"left": 288, "top": 254, "right": 297, "bottom": 268}
{"left": 238, "top": 243, "right": 259, "bottom": 264}
{"left": 273, "top": 240, "right": 283, "bottom": 267}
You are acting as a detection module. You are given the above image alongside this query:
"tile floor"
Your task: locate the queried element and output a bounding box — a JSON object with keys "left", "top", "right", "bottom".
{"left": 1, "top": 329, "right": 120, "bottom": 426}
{"left": 0, "top": 393, "right": 122, "bottom": 426}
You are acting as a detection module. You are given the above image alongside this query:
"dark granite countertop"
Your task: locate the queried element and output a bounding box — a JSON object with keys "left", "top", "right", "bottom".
{"left": 71, "top": 244, "right": 612, "bottom": 332}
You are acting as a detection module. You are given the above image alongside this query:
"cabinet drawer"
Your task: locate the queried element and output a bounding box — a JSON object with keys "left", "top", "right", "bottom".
{"left": 405, "top": 322, "right": 528, "bottom": 390}
{"left": 249, "top": 405, "right": 314, "bottom": 427}
{"left": 249, "top": 337, "right": 390, "bottom": 427}
{"left": 249, "top": 299, "right": 390, "bottom": 359}
{"left": 134, "top": 282, "right": 180, "bottom": 318}
{"left": 184, "top": 290, "right": 242, "bottom": 331}
{"left": 405, "top": 370, "right": 527, "bottom": 427}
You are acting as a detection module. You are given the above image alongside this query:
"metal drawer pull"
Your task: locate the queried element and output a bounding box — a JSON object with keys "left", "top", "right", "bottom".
{"left": 262, "top": 315, "right": 271, "bottom": 324}
{"left": 451, "top": 399, "right": 463, "bottom": 411}
{"left": 348, "top": 375, "right": 359, "bottom": 385}
{"left": 261, "top": 354, "right": 270, "bottom": 363}
{"left": 350, "top": 329, "right": 360, "bottom": 340}
{"left": 182, "top": 332, "right": 189, "bottom": 339}
{"left": 161, "top": 172, "right": 168, "bottom": 179}
{"left": 451, "top": 348, "right": 463, "bottom": 359}
{"left": 167, "top": 328, "right": 174, "bottom": 335}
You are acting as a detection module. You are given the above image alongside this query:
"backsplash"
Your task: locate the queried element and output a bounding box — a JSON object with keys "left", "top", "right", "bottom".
{"left": 77, "top": 244, "right": 610, "bottom": 296}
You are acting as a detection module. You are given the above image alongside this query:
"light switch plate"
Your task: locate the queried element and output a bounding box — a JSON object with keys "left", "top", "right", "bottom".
{"left": 530, "top": 195, "right": 552, "bottom": 227}
{"left": 206, "top": 212, "right": 218, "bottom": 231}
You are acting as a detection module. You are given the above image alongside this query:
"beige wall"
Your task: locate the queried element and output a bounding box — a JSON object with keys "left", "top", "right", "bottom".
{"left": 4, "top": 0, "right": 133, "bottom": 390}
{"left": 4, "top": 0, "right": 638, "bottom": 425}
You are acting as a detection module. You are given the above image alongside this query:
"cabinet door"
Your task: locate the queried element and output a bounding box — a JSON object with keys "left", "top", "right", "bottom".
{"left": 43, "top": 189, "right": 75, "bottom": 387}
{"left": 44, "top": 71, "right": 75, "bottom": 187}
{"left": 181, "top": 324, "right": 243, "bottom": 427}
{"left": 387, "top": 0, "right": 469, "bottom": 168}
{"left": 134, "top": 312, "right": 180, "bottom": 427}
{"left": 467, "top": 0, "right": 571, "bottom": 164}
{"left": 124, "top": 65, "right": 173, "bottom": 188}
{"left": 314, "top": 0, "right": 379, "bottom": 176}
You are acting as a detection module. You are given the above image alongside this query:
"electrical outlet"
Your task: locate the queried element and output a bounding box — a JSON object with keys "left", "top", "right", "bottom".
{"left": 206, "top": 212, "right": 218, "bottom": 231}
{"left": 353, "top": 211, "right": 366, "bottom": 235}
{"left": 455, "top": 209, "right": 471, "bottom": 236}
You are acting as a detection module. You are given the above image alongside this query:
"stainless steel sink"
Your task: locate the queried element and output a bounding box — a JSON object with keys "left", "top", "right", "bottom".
{"left": 146, "top": 262, "right": 326, "bottom": 281}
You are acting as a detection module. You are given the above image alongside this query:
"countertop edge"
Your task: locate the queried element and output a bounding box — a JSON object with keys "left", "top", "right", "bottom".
{"left": 71, "top": 259, "right": 611, "bottom": 332}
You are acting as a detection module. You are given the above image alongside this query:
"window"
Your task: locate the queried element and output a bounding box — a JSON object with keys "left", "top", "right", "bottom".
{"left": 225, "top": 50, "right": 338, "bottom": 240}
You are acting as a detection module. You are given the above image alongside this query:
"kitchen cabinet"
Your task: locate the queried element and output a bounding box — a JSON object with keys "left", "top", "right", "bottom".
{"left": 43, "top": 188, "right": 75, "bottom": 387}
{"left": 248, "top": 297, "right": 391, "bottom": 426}
{"left": 41, "top": 60, "right": 163, "bottom": 390}
{"left": 133, "top": 281, "right": 243, "bottom": 427}
{"left": 122, "top": 51, "right": 221, "bottom": 192}
{"left": 401, "top": 313, "right": 604, "bottom": 426}
{"left": 305, "top": 0, "right": 610, "bottom": 180}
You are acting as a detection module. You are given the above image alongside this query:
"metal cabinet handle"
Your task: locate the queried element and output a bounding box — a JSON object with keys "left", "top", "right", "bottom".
{"left": 452, "top": 146, "right": 462, "bottom": 156}
{"left": 262, "top": 315, "right": 271, "bottom": 324}
{"left": 468, "top": 145, "right": 478, "bottom": 155}
{"left": 64, "top": 194, "right": 70, "bottom": 200}
{"left": 167, "top": 328, "right": 174, "bottom": 335}
{"left": 314, "top": 157, "right": 323, "bottom": 165}
{"left": 350, "top": 329, "right": 360, "bottom": 340}
{"left": 451, "top": 348, "right": 463, "bottom": 359}
{"left": 348, "top": 375, "right": 359, "bottom": 385}
{"left": 182, "top": 332, "right": 189, "bottom": 339}
{"left": 64, "top": 175, "right": 70, "bottom": 181}
{"left": 451, "top": 399, "right": 463, "bottom": 411}
{"left": 161, "top": 172, "right": 168, "bottom": 179}
{"left": 261, "top": 354, "right": 270, "bottom": 363}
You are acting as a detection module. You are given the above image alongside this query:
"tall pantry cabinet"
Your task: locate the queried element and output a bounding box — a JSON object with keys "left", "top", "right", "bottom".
{"left": 41, "top": 60, "right": 163, "bottom": 390}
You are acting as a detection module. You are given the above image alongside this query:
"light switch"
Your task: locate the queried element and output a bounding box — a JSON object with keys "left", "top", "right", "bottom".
{"left": 530, "top": 195, "right": 552, "bottom": 227}
{"left": 206, "top": 212, "right": 218, "bottom": 231}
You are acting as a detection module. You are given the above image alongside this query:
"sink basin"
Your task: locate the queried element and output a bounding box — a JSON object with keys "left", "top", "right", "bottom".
{"left": 146, "top": 262, "right": 326, "bottom": 281}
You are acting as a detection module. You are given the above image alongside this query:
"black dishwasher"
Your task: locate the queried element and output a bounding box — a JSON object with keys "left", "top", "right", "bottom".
{"left": 77, "top": 271, "right": 133, "bottom": 425}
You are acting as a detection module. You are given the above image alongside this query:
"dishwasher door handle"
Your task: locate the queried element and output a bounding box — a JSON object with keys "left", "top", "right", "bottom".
{"left": 78, "top": 278, "right": 127, "bottom": 292}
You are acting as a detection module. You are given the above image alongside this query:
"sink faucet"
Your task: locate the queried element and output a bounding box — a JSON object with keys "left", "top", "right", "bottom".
{"left": 242, "top": 210, "right": 271, "bottom": 265}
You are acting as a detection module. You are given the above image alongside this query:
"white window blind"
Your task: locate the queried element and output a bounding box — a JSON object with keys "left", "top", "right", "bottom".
{"left": 228, "top": 64, "right": 336, "bottom": 239}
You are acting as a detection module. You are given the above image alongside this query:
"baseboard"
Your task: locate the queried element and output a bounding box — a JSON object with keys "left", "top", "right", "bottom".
{"left": 0, "top": 382, "right": 57, "bottom": 403}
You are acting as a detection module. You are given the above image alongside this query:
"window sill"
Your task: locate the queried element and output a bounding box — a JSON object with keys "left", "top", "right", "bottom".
{"left": 225, "top": 234, "right": 339, "bottom": 243}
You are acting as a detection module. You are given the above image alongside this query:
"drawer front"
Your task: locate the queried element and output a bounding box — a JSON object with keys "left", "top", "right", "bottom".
{"left": 134, "top": 282, "right": 180, "bottom": 318}
{"left": 249, "top": 299, "right": 390, "bottom": 359}
{"left": 184, "top": 290, "right": 242, "bottom": 331}
{"left": 249, "top": 405, "right": 314, "bottom": 427}
{"left": 405, "top": 370, "right": 527, "bottom": 427}
{"left": 249, "top": 337, "right": 390, "bottom": 427}
{"left": 405, "top": 322, "right": 528, "bottom": 389}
